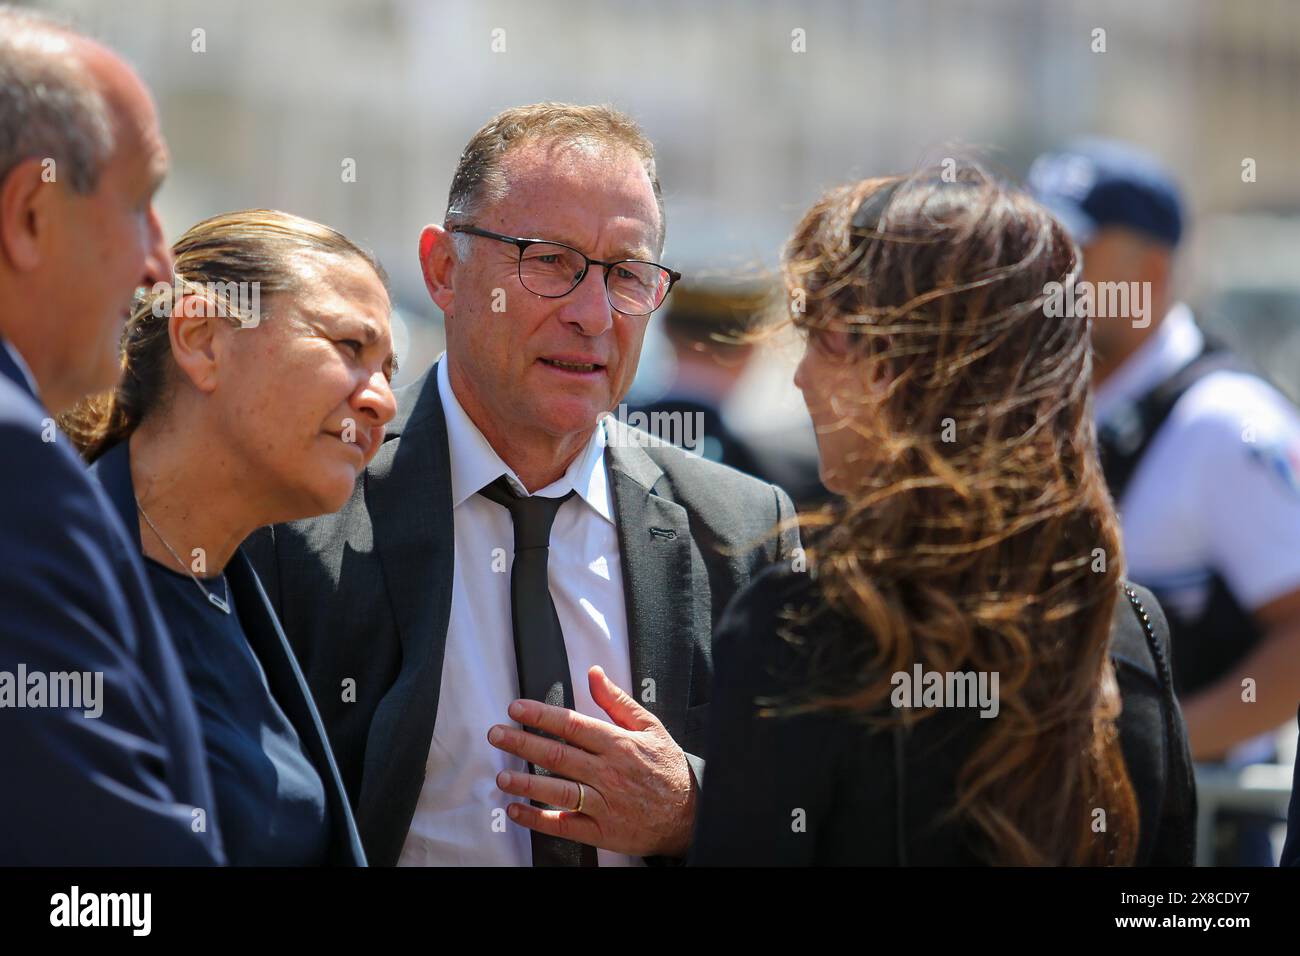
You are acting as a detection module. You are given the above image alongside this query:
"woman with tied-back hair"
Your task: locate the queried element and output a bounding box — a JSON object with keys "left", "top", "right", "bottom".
{"left": 691, "top": 167, "right": 1196, "bottom": 866}
{"left": 60, "top": 209, "right": 399, "bottom": 866}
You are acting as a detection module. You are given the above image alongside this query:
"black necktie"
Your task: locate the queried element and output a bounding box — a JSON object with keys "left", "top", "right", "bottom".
{"left": 479, "top": 475, "right": 597, "bottom": 867}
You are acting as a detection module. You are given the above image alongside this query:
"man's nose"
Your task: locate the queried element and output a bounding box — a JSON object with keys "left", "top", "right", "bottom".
{"left": 559, "top": 266, "right": 614, "bottom": 336}
{"left": 142, "top": 205, "right": 172, "bottom": 288}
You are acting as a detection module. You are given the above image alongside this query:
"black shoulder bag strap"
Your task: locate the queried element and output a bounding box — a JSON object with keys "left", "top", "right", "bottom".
{"left": 1122, "top": 584, "right": 1197, "bottom": 863}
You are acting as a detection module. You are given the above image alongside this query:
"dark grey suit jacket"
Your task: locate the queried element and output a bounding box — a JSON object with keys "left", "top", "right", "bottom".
{"left": 244, "top": 361, "right": 799, "bottom": 865}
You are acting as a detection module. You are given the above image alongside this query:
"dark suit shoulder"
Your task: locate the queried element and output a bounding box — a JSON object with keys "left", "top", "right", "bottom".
{"left": 0, "top": 400, "right": 223, "bottom": 864}
{"left": 635, "top": 426, "right": 785, "bottom": 505}
{"left": 1, "top": 392, "right": 128, "bottom": 568}
{"left": 609, "top": 423, "right": 796, "bottom": 563}
{"left": 261, "top": 477, "right": 370, "bottom": 582}
{"left": 1, "top": 375, "right": 65, "bottom": 468}
{"left": 0, "top": 367, "right": 45, "bottom": 429}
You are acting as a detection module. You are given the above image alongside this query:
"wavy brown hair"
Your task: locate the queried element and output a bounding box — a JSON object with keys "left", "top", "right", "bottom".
{"left": 781, "top": 164, "right": 1137, "bottom": 865}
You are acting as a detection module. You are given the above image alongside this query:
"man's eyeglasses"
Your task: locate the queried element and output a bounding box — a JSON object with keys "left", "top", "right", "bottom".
{"left": 450, "top": 224, "right": 681, "bottom": 317}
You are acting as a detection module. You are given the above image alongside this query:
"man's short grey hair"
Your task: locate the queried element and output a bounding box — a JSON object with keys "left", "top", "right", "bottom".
{"left": 445, "top": 102, "right": 666, "bottom": 261}
{"left": 0, "top": 4, "right": 115, "bottom": 195}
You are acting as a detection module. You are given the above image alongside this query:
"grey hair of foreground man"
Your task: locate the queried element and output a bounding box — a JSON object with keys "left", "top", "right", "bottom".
{"left": 0, "top": 3, "right": 172, "bottom": 416}
{"left": 0, "top": 4, "right": 115, "bottom": 194}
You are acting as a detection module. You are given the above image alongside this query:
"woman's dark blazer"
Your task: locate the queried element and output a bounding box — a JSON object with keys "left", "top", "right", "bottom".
{"left": 90, "top": 441, "right": 366, "bottom": 866}
{"left": 690, "top": 564, "right": 1197, "bottom": 865}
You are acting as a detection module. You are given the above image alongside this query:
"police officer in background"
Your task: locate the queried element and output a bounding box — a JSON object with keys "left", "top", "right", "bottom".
{"left": 1031, "top": 140, "right": 1300, "bottom": 864}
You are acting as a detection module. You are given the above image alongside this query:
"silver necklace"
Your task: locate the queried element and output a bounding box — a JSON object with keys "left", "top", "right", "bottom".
{"left": 135, "top": 499, "right": 231, "bottom": 614}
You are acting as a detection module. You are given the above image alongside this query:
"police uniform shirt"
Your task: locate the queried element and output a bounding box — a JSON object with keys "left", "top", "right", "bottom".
{"left": 1095, "top": 303, "right": 1300, "bottom": 764}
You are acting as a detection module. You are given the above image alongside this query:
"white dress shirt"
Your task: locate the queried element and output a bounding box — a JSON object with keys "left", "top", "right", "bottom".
{"left": 1096, "top": 304, "right": 1300, "bottom": 765}
{"left": 397, "top": 357, "right": 638, "bottom": 866}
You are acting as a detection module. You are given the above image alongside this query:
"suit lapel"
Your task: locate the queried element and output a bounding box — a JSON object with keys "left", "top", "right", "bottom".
{"left": 358, "top": 364, "right": 455, "bottom": 862}
{"left": 605, "top": 424, "right": 698, "bottom": 745}
{"left": 228, "top": 551, "right": 367, "bottom": 865}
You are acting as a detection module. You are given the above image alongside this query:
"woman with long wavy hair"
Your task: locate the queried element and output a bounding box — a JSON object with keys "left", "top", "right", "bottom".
{"left": 691, "top": 166, "right": 1196, "bottom": 865}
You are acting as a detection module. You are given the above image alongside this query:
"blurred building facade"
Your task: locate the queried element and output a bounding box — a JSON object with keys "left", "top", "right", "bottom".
{"left": 27, "top": 0, "right": 1300, "bottom": 401}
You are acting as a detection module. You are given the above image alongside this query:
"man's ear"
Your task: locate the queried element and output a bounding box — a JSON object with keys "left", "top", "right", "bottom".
{"left": 0, "top": 158, "right": 61, "bottom": 272}
{"left": 167, "top": 294, "right": 222, "bottom": 393}
{"left": 419, "top": 224, "right": 457, "bottom": 315}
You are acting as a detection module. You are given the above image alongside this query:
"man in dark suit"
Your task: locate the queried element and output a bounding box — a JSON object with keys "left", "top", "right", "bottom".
{"left": 246, "top": 103, "right": 798, "bottom": 866}
{"left": 0, "top": 7, "right": 221, "bottom": 863}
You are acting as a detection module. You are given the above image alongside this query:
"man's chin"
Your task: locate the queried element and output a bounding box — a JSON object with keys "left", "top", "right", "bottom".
{"left": 532, "top": 400, "right": 608, "bottom": 439}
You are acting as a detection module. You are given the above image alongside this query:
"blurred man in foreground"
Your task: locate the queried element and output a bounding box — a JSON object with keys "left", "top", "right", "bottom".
{"left": 0, "top": 5, "right": 222, "bottom": 863}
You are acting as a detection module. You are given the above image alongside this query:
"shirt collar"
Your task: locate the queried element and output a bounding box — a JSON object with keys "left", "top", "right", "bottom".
{"left": 436, "top": 355, "right": 613, "bottom": 523}
{"left": 0, "top": 337, "right": 41, "bottom": 403}
{"left": 1093, "top": 302, "right": 1202, "bottom": 424}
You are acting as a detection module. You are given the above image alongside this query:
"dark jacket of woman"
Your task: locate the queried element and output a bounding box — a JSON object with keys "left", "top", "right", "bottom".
{"left": 91, "top": 440, "right": 366, "bottom": 866}
{"left": 691, "top": 563, "right": 1196, "bottom": 865}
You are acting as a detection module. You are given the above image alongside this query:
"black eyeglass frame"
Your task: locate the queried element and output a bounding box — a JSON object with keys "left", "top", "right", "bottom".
{"left": 449, "top": 224, "right": 682, "bottom": 316}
